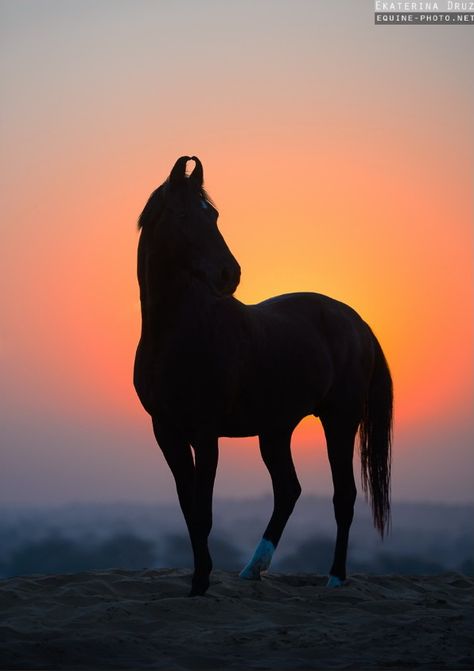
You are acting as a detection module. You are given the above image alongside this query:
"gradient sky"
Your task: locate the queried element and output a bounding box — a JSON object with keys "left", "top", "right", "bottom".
{"left": 1, "top": 0, "right": 473, "bottom": 505}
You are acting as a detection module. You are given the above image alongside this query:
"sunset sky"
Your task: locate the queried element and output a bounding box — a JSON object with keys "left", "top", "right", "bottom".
{"left": 1, "top": 0, "right": 472, "bottom": 506}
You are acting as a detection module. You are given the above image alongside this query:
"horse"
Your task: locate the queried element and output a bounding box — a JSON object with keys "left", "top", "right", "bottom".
{"left": 134, "top": 156, "right": 393, "bottom": 596}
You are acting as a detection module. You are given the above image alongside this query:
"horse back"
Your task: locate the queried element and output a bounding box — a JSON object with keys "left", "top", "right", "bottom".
{"left": 213, "top": 292, "right": 376, "bottom": 433}
{"left": 250, "top": 292, "right": 375, "bottom": 376}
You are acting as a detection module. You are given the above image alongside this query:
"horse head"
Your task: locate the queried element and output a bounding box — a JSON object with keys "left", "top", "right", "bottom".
{"left": 138, "top": 156, "right": 241, "bottom": 298}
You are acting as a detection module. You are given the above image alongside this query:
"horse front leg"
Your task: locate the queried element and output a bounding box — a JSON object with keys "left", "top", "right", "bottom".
{"left": 188, "top": 438, "right": 218, "bottom": 595}
{"left": 240, "top": 429, "right": 301, "bottom": 580}
{"left": 152, "top": 419, "right": 217, "bottom": 596}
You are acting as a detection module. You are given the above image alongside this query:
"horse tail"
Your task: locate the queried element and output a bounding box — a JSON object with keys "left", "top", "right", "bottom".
{"left": 359, "top": 333, "right": 393, "bottom": 538}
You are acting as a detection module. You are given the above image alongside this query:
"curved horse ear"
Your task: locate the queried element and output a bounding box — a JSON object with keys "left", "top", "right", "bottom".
{"left": 169, "top": 156, "right": 191, "bottom": 184}
{"left": 189, "top": 156, "right": 203, "bottom": 189}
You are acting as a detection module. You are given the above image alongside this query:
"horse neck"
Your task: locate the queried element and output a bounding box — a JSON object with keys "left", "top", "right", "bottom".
{"left": 139, "top": 273, "right": 216, "bottom": 343}
{"left": 137, "top": 230, "right": 219, "bottom": 343}
{"left": 136, "top": 231, "right": 184, "bottom": 338}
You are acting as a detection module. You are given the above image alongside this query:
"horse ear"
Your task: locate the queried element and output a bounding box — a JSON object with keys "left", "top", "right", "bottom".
{"left": 189, "top": 156, "right": 203, "bottom": 189}
{"left": 169, "top": 156, "right": 191, "bottom": 184}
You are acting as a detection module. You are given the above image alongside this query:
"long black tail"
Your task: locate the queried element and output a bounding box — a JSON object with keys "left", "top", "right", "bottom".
{"left": 359, "top": 334, "right": 393, "bottom": 538}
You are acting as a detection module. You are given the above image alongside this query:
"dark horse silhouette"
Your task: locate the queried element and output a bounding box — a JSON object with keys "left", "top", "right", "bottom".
{"left": 134, "top": 156, "right": 393, "bottom": 596}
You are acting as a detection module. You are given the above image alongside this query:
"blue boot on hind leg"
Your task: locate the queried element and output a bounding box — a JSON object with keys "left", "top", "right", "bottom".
{"left": 327, "top": 574, "right": 346, "bottom": 588}
{"left": 239, "top": 538, "right": 275, "bottom": 580}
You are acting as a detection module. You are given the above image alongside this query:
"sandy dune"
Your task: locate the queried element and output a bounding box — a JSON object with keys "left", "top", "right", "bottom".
{"left": 0, "top": 569, "right": 472, "bottom": 669}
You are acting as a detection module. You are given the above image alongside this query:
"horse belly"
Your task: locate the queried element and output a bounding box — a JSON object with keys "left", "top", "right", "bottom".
{"left": 216, "top": 343, "right": 334, "bottom": 437}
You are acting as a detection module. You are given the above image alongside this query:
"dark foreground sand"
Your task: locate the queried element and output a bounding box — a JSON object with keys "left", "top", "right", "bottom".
{"left": 0, "top": 569, "right": 472, "bottom": 670}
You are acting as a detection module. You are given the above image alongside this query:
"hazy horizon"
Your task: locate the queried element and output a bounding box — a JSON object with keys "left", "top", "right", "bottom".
{"left": 1, "top": 497, "right": 472, "bottom": 579}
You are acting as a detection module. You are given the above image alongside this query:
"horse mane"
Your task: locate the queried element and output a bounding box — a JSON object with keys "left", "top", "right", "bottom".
{"left": 137, "top": 179, "right": 216, "bottom": 231}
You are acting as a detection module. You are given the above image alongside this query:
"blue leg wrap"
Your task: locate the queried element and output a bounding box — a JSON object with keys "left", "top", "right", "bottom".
{"left": 239, "top": 538, "right": 275, "bottom": 580}
{"left": 327, "top": 574, "right": 346, "bottom": 588}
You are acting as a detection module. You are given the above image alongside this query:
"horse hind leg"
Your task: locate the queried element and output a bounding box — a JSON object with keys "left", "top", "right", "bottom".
{"left": 240, "top": 428, "right": 301, "bottom": 580}
{"left": 320, "top": 412, "right": 358, "bottom": 588}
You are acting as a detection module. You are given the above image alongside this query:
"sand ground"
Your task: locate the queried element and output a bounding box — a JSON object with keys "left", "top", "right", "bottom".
{"left": 0, "top": 569, "right": 472, "bottom": 670}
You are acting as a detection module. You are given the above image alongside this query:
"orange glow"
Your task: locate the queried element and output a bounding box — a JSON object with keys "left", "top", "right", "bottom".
{"left": 4, "top": 126, "right": 471, "bottom": 440}
{"left": 1, "top": 2, "right": 472, "bottom": 504}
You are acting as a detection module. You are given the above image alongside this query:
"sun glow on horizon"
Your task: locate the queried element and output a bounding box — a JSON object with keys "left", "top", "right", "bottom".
{"left": 1, "top": 1, "right": 472, "bottom": 504}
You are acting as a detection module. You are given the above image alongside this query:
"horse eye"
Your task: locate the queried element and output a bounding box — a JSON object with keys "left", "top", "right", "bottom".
{"left": 200, "top": 200, "right": 208, "bottom": 210}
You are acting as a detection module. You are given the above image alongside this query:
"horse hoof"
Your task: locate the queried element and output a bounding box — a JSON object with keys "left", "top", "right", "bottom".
{"left": 189, "top": 576, "right": 209, "bottom": 596}
{"left": 189, "top": 585, "right": 208, "bottom": 597}
{"left": 327, "top": 575, "right": 345, "bottom": 588}
{"left": 188, "top": 588, "right": 205, "bottom": 597}
{"left": 239, "top": 538, "right": 275, "bottom": 580}
{"left": 239, "top": 566, "right": 262, "bottom": 581}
